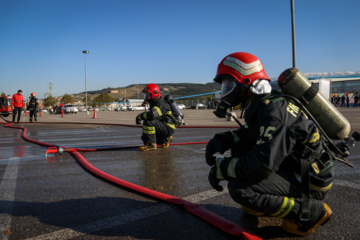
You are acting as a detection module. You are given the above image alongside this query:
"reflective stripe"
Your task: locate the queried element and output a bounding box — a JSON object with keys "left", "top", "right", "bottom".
{"left": 270, "top": 197, "right": 295, "bottom": 218}
{"left": 154, "top": 106, "right": 162, "bottom": 117}
{"left": 295, "top": 174, "right": 333, "bottom": 192}
{"left": 143, "top": 126, "right": 155, "bottom": 135}
{"left": 166, "top": 123, "right": 176, "bottom": 129}
{"left": 215, "top": 158, "right": 225, "bottom": 180}
{"left": 137, "top": 112, "right": 147, "bottom": 120}
{"left": 310, "top": 182, "right": 333, "bottom": 192}
{"left": 307, "top": 129, "right": 320, "bottom": 143}
{"left": 227, "top": 158, "right": 239, "bottom": 178}
{"left": 223, "top": 56, "right": 264, "bottom": 76}
{"left": 165, "top": 111, "right": 172, "bottom": 116}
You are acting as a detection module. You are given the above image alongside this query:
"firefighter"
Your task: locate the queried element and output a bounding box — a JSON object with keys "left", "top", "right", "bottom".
{"left": 11, "top": 89, "right": 25, "bottom": 123}
{"left": 136, "top": 83, "right": 176, "bottom": 151}
{"left": 206, "top": 52, "right": 333, "bottom": 236}
{"left": 27, "top": 92, "right": 39, "bottom": 123}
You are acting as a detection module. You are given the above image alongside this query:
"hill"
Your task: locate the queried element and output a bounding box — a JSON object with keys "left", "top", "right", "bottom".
{"left": 75, "top": 82, "right": 221, "bottom": 101}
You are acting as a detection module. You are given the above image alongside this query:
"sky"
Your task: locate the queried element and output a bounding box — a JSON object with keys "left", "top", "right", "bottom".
{"left": 1, "top": 0, "right": 359, "bottom": 99}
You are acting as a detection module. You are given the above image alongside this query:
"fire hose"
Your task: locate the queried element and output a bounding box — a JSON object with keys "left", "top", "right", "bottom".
{"left": 1, "top": 117, "right": 261, "bottom": 240}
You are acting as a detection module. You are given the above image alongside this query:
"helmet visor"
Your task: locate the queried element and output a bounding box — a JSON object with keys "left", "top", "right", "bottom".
{"left": 220, "top": 79, "right": 236, "bottom": 99}
{"left": 144, "top": 92, "right": 152, "bottom": 101}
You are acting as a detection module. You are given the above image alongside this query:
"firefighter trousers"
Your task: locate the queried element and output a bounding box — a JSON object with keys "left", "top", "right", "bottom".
{"left": 141, "top": 119, "right": 175, "bottom": 145}
{"left": 29, "top": 110, "right": 37, "bottom": 122}
{"left": 227, "top": 169, "right": 328, "bottom": 220}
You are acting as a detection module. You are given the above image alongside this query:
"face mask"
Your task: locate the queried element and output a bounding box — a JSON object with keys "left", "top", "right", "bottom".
{"left": 144, "top": 92, "right": 152, "bottom": 101}
{"left": 213, "top": 79, "right": 248, "bottom": 118}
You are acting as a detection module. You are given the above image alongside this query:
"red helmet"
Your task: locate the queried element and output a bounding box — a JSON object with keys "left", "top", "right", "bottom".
{"left": 31, "top": 92, "right": 36, "bottom": 97}
{"left": 214, "top": 52, "right": 270, "bottom": 85}
{"left": 142, "top": 83, "right": 161, "bottom": 101}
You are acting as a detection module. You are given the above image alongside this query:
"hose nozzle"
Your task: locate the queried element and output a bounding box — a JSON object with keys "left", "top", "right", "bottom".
{"left": 45, "top": 146, "right": 64, "bottom": 156}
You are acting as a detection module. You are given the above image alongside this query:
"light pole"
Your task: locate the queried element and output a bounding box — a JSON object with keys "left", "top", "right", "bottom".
{"left": 290, "top": 0, "right": 296, "bottom": 68}
{"left": 82, "top": 50, "right": 89, "bottom": 113}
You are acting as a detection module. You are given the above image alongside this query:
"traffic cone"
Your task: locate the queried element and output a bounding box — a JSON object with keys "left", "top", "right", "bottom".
{"left": 40, "top": 110, "right": 42, "bottom": 117}
{"left": 92, "top": 109, "right": 97, "bottom": 119}
{"left": 61, "top": 109, "right": 64, "bottom": 117}
{"left": 25, "top": 111, "right": 28, "bottom": 116}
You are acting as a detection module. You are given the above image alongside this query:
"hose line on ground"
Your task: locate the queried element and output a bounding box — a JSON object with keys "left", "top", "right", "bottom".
{"left": 1, "top": 118, "right": 260, "bottom": 240}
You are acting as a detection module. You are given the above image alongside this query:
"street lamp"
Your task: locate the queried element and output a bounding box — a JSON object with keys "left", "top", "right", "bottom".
{"left": 82, "top": 50, "right": 89, "bottom": 113}
{"left": 290, "top": 0, "right": 296, "bottom": 68}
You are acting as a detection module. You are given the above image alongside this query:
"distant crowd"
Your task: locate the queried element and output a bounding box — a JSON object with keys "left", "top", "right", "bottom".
{"left": 331, "top": 94, "right": 359, "bottom": 107}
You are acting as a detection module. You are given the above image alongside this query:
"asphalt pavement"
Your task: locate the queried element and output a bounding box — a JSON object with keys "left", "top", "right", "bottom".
{"left": 1, "top": 108, "right": 360, "bottom": 240}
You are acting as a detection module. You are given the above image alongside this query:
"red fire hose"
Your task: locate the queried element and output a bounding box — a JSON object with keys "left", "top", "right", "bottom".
{"left": 1, "top": 118, "right": 261, "bottom": 240}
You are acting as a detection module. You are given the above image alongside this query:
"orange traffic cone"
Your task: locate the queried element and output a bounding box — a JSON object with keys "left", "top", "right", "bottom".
{"left": 92, "top": 109, "right": 97, "bottom": 119}
{"left": 25, "top": 111, "right": 28, "bottom": 116}
{"left": 40, "top": 110, "right": 42, "bottom": 117}
{"left": 61, "top": 109, "right": 64, "bottom": 117}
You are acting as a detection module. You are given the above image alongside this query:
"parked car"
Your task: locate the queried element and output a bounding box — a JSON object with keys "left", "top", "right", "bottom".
{"left": 128, "top": 105, "right": 146, "bottom": 111}
{"left": 191, "top": 103, "right": 206, "bottom": 109}
{"left": 62, "top": 104, "right": 79, "bottom": 114}
{"left": 177, "top": 104, "right": 186, "bottom": 110}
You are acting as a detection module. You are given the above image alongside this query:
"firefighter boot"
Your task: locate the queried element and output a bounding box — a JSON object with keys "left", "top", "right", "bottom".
{"left": 29, "top": 118, "right": 32, "bottom": 123}
{"left": 34, "top": 117, "right": 37, "bottom": 123}
{"left": 139, "top": 143, "right": 157, "bottom": 151}
{"left": 241, "top": 206, "right": 265, "bottom": 216}
{"left": 161, "top": 136, "right": 173, "bottom": 148}
{"left": 282, "top": 202, "right": 332, "bottom": 236}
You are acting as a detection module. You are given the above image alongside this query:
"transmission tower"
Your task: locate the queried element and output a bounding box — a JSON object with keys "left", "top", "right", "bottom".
{"left": 49, "top": 82, "right": 53, "bottom": 96}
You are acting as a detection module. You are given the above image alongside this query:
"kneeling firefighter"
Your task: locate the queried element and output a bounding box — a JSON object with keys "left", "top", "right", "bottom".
{"left": 206, "top": 52, "right": 340, "bottom": 236}
{"left": 27, "top": 92, "right": 39, "bottom": 123}
{"left": 136, "top": 83, "right": 176, "bottom": 151}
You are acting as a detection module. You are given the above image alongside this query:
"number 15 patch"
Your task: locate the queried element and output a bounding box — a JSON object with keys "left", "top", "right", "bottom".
{"left": 256, "top": 126, "right": 276, "bottom": 145}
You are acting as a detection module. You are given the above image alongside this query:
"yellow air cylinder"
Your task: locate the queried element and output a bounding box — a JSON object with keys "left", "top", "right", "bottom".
{"left": 278, "top": 68, "right": 350, "bottom": 139}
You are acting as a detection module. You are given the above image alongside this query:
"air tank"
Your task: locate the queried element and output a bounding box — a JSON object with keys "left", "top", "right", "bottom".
{"left": 164, "top": 95, "right": 184, "bottom": 122}
{"left": 278, "top": 68, "right": 350, "bottom": 139}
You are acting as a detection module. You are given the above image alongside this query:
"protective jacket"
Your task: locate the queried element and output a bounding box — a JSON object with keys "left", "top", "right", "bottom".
{"left": 12, "top": 94, "right": 25, "bottom": 108}
{"left": 215, "top": 91, "right": 334, "bottom": 191}
{"left": 27, "top": 96, "right": 39, "bottom": 111}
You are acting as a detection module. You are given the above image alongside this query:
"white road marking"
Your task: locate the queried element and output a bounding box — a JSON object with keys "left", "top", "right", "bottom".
{"left": 334, "top": 179, "right": 360, "bottom": 190}
{"left": 25, "top": 188, "right": 229, "bottom": 240}
{"left": 0, "top": 158, "right": 20, "bottom": 240}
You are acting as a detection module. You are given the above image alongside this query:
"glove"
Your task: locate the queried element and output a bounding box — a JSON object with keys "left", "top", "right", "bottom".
{"left": 208, "top": 166, "right": 223, "bottom": 191}
{"left": 205, "top": 138, "right": 222, "bottom": 166}
{"left": 136, "top": 115, "right": 142, "bottom": 125}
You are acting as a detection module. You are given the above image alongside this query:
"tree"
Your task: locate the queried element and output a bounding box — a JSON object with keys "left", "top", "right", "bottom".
{"left": 82, "top": 94, "right": 93, "bottom": 107}
{"left": 82, "top": 94, "right": 92, "bottom": 103}
{"left": 43, "top": 96, "right": 58, "bottom": 107}
{"left": 60, "top": 94, "right": 74, "bottom": 104}
{"left": 93, "top": 92, "right": 115, "bottom": 107}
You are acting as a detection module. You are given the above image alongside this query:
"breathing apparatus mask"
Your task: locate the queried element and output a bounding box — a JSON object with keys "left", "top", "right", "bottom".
{"left": 213, "top": 78, "right": 248, "bottom": 118}
{"left": 144, "top": 92, "right": 152, "bottom": 101}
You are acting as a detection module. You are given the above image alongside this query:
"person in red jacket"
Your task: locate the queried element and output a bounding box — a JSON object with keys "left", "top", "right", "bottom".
{"left": 12, "top": 89, "right": 25, "bottom": 123}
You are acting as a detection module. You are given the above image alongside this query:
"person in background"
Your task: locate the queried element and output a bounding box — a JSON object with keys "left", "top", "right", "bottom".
{"left": 27, "top": 92, "right": 39, "bottom": 122}
{"left": 136, "top": 83, "right": 176, "bottom": 151}
{"left": 11, "top": 89, "right": 25, "bottom": 124}
{"left": 353, "top": 94, "right": 359, "bottom": 107}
